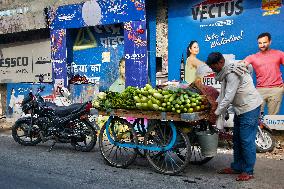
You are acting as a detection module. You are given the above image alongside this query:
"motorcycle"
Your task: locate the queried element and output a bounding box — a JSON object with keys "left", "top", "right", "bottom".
{"left": 50, "top": 85, "right": 97, "bottom": 124}
{"left": 12, "top": 79, "right": 97, "bottom": 152}
{"left": 220, "top": 112, "right": 275, "bottom": 153}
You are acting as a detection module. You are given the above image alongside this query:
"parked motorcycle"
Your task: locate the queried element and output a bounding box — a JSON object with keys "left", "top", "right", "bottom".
{"left": 220, "top": 112, "right": 275, "bottom": 153}
{"left": 50, "top": 86, "right": 97, "bottom": 124}
{"left": 12, "top": 80, "right": 97, "bottom": 152}
{"left": 254, "top": 113, "right": 275, "bottom": 152}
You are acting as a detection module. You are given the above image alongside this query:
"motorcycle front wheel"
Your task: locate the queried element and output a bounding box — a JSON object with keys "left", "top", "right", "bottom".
{"left": 255, "top": 128, "right": 275, "bottom": 153}
{"left": 12, "top": 119, "right": 42, "bottom": 146}
{"left": 71, "top": 120, "right": 97, "bottom": 152}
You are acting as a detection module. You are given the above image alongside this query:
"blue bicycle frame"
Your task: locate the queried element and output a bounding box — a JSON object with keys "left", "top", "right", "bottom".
{"left": 105, "top": 116, "right": 177, "bottom": 152}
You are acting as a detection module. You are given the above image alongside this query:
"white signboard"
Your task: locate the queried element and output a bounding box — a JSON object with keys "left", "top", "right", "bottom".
{"left": 0, "top": 39, "right": 52, "bottom": 83}
{"left": 202, "top": 73, "right": 221, "bottom": 90}
{"left": 263, "top": 115, "right": 284, "bottom": 130}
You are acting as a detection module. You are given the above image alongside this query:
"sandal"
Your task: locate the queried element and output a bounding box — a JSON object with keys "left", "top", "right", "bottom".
{"left": 217, "top": 167, "right": 241, "bottom": 174}
{"left": 236, "top": 173, "right": 254, "bottom": 181}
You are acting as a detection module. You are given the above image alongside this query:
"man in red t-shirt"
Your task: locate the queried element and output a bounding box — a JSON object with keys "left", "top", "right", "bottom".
{"left": 244, "top": 32, "right": 284, "bottom": 115}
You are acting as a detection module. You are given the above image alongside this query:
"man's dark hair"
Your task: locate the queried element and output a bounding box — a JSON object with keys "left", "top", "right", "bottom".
{"left": 206, "top": 52, "right": 224, "bottom": 66}
{"left": 257, "top": 32, "right": 271, "bottom": 41}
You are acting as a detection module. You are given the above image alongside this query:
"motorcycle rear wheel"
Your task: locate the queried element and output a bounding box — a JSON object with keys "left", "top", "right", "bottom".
{"left": 71, "top": 120, "right": 97, "bottom": 152}
{"left": 12, "top": 119, "right": 42, "bottom": 146}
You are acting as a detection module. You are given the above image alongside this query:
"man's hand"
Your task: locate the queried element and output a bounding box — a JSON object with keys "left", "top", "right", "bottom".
{"left": 238, "top": 60, "right": 250, "bottom": 67}
{"left": 214, "top": 108, "right": 221, "bottom": 116}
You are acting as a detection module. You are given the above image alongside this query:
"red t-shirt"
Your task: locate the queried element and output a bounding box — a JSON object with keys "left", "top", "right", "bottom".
{"left": 245, "top": 49, "right": 284, "bottom": 88}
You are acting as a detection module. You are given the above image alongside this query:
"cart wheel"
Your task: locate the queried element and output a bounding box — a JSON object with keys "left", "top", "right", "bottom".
{"left": 99, "top": 116, "right": 138, "bottom": 168}
{"left": 144, "top": 121, "right": 191, "bottom": 175}
{"left": 135, "top": 118, "right": 148, "bottom": 158}
{"left": 188, "top": 131, "right": 213, "bottom": 165}
{"left": 135, "top": 138, "right": 147, "bottom": 158}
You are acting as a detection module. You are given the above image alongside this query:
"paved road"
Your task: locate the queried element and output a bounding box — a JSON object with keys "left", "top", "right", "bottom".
{"left": 0, "top": 133, "right": 283, "bottom": 189}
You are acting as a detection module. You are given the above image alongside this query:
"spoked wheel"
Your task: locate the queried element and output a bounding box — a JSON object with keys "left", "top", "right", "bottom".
{"left": 136, "top": 136, "right": 147, "bottom": 158}
{"left": 144, "top": 121, "right": 191, "bottom": 175}
{"left": 188, "top": 131, "right": 213, "bottom": 165}
{"left": 71, "top": 120, "right": 97, "bottom": 152}
{"left": 12, "top": 119, "right": 42, "bottom": 146}
{"left": 255, "top": 128, "right": 275, "bottom": 153}
{"left": 135, "top": 118, "right": 150, "bottom": 158}
{"left": 99, "top": 116, "right": 138, "bottom": 168}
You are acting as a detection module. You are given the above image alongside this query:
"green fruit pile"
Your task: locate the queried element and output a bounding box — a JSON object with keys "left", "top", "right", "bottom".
{"left": 92, "top": 84, "right": 209, "bottom": 114}
{"left": 134, "top": 84, "right": 208, "bottom": 113}
{"left": 92, "top": 87, "right": 138, "bottom": 111}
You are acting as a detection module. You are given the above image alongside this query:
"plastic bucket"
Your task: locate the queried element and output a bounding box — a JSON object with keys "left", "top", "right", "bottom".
{"left": 196, "top": 130, "right": 218, "bottom": 157}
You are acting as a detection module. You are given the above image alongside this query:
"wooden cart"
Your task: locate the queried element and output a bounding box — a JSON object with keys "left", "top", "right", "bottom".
{"left": 90, "top": 108, "right": 215, "bottom": 175}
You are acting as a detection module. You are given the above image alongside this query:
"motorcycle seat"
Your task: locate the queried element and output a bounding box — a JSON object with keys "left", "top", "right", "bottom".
{"left": 54, "top": 103, "right": 85, "bottom": 117}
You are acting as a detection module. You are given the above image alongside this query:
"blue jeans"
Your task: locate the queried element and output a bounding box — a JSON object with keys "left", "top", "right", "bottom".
{"left": 231, "top": 106, "right": 260, "bottom": 175}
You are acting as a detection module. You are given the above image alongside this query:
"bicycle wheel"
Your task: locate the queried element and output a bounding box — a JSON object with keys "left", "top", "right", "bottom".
{"left": 99, "top": 116, "right": 138, "bottom": 168}
{"left": 144, "top": 121, "right": 191, "bottom": 175}
{"left": 188, "top": 130, "right": 213, "bottom": 165}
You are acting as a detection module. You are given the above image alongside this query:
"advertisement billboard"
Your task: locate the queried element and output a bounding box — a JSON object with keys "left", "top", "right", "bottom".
{"left": 168, "top": 0, "right": 284, "bottom": 129}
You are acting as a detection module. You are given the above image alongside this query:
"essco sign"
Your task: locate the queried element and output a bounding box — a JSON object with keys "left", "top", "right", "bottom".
{"left": 0, "top": 40, "right": 52, "bottom": 83}
{"left": 0, "top": 57, "right": 28, "bottom": 67}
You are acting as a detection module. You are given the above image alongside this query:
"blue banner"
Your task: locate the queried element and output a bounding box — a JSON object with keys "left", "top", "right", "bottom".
{"left": 168, "top": 0, "right": 284, "bottom": 80}
{"left": 50, "top": 29, "right": 68, "bottom": 87}
{"left": 124, "top": 21, "right": 148, "bottom": 88}
{"left": 50, "top": 0, "right": 145, "bottom": 29}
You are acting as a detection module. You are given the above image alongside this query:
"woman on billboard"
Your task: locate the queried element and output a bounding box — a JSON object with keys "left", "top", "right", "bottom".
{"left": 185, "top": 41, "right": 212, "bottom": 84}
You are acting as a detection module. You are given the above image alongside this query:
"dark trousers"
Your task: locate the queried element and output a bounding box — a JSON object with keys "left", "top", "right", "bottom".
{"left": 231, "top": 106, "right": 261, "bottom": 175}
